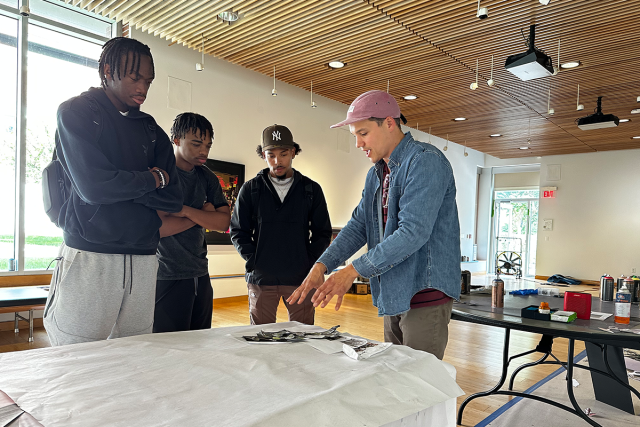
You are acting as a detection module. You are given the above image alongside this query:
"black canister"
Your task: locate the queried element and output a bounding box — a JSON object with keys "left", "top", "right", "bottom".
{"left": 630, "top": 277, "right": 640, "bottom": 303}
{"left": 600, "top": 275, "right": 614, "bottom": 301}
{"left": 616, "top": 275, "right": 626, "bottom": 291}
{"left": 461, "top": 270, "right": 471, "bottom": 295}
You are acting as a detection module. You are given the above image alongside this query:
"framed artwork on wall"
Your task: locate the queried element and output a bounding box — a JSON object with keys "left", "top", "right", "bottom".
{"left": 203, "top": 159, "right": 245, "bottom": 245}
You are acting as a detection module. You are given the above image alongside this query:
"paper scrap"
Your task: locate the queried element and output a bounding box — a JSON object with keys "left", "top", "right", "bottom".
{"left": 590, "top": 312, "right": 612, "bottom": 321}
{"left": 572, "top": 378, "right": 580, "bottom": 387}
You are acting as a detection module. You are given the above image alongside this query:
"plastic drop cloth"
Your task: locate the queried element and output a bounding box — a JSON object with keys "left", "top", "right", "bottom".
{"left": 0, "top": 322, "right": 463, "bottom": 427}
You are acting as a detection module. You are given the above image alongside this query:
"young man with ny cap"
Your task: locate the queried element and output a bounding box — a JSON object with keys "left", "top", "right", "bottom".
{"left": 43, "top": 37, "right": 183, "bottom": 346}
{"left": 230, "top": 125, "right": 332, "bottom": 325}
{"left": 154, "top": 113, "right": 231, "bottom": 333}
{"left": 288, "top": 91, "right": 461, "bottom": 359}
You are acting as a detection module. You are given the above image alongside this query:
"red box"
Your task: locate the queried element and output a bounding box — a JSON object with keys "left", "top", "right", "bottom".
{"left": 563, "top": 292, "right": 592, "bottom": 320}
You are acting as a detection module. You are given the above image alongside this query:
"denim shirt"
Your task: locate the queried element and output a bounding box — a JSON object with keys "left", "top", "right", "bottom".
{"left": 318, "top": 132, "right": 461, "bottom": 316}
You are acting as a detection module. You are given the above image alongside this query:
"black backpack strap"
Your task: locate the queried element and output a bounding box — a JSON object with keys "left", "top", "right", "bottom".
{"left": 302, "top": 176, "right": 314, "bottom": 226}
{"left": 250, "top": 178, "right": 261, "bottom": 226}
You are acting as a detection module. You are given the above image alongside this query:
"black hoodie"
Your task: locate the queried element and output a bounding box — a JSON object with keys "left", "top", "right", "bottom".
{"left": 230, "top": 169, "right": 332, "bottom": 286}
{"left": 56, "top": 87, "right": 183, "bottom": 255}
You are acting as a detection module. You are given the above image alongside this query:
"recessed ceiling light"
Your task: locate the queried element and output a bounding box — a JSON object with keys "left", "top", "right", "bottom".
{"left": 619, "top": 119, "right": 630, "bottom": 123}
{"left": 489, "top": 134, "right": 502, "bottom": 137}
{"left": 539, "top": 0, "right": 551, "bottom": 5}
{"left": 519, "top": 147, "right": 530, "bottom": 150}
{"left": 453, "top": 117, "right": 467, "bottom": 121}
{"left": 328, "top": 61, "right": 345, "bottom": 69}
{"left": 632, "top": 109, "right": 640, "bottom": 114}
{"left": 218, "top": 10, "right": 239, "bottom": 22}
{"left": 632, "top": 136, "right": 640, "bottom": 139}
{"left": 403, "top": 95, "right": 418, "bottom": 100}
{"left": 560, "top": 61, "right": 581, "bottom": 69}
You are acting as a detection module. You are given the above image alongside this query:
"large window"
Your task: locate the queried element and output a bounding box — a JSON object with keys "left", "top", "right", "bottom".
{"left": 0, "top": 0, "right": 116, "bottom": 273}
{"left": 0, "top": 15, "right": 18, "bottom": 271}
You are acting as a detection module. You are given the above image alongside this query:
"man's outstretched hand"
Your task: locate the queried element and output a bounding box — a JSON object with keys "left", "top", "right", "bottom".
{"left": 287, "top": 263, "right": 360, "bottom": 311}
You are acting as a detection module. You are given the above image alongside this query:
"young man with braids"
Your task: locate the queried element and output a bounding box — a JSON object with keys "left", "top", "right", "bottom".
{"left": 230, "top": 124, "right": 332, "bottom": 325}
{"left": 43, "top": 37, "right": 183, "bottom": 346}
{"left": 153, "top": 113, "right": 230, "bottom": 332}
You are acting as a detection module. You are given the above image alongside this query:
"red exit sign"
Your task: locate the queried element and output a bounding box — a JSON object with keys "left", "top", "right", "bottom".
{"left": 541, "top": 186, "right": 557, "bottom": 198}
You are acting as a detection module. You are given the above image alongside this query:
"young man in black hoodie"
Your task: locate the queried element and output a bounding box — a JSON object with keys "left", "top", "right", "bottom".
{"left": 230, "top": 125, "right": 332, "bottom": 325}
{"left": 43, "top": 37, "right": 183, "bottom": 346}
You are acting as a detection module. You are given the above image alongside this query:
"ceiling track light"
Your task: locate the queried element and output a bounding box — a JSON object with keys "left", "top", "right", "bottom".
{"left": 527, "top": 118, "right": 532, "bottom": 144}
{"left": 272, "top": 65, "right": 277, "bottom": 96}
{"left": 218, "top": 10, "right": 239, "bottom": 23}
{"left": 470, "top": 59, "right": 479, "bottom": 90}
{"left": 476, "top": 0, "right": 488, "bottom": 19}
{"left": 386, "top": 80, "right": 390, "bottom": 94}
{"left": 576, "top": 84, "right": 584, "bottom": 110}
{"left": 547, "top": 87, "right": 554, "bottom": 115}
{"left": 195, "top": 34, "right": 205, "bottom": 71}
{"left": 310, "top": 81, "right": 317, "bottom": 108}
{"left": 464, "top": 141, "right": 469, "bottom": 157}
{"left": 487, "top": 55, "right": 495, "bottom": 87}
{"left": 428, "top": 127, "right": 431, "bottom": 144}
{"left": 444, "top": 134, "right": 449, "bottom": 151}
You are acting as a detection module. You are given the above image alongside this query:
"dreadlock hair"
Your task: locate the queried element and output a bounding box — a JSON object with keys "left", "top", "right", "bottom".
{"left": 255, "top": 143, "right": 302, "bottom": 159}
{"left": 171, "top": 113, "right": 214, "bottom": 142}
{"left": 99, "top": 37, "right": 154, "bottom": 89}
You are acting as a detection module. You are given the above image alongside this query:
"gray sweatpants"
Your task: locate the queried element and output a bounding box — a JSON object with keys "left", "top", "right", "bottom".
{"left": 43, "top": 244, "right": 159, "bottom": 346}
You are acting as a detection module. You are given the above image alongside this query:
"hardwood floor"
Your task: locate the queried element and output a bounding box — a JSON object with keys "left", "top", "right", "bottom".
{"left": 1, "top": 294, "right": 585, "bottom": 426}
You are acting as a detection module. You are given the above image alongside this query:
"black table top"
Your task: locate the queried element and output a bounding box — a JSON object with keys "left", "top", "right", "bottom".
{"left": 453, "top": 288, "right": 640, "bottom": 350}
{"left": 0, "top": 286, "right": 49, "bottom": 308}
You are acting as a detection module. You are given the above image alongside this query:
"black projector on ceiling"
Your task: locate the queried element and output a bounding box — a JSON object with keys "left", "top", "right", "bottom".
{"left": 577, "top": 97, "right": 619, "bottom": 130}
{"left": 505, "top": 25, "right": 554, "bottom": 81}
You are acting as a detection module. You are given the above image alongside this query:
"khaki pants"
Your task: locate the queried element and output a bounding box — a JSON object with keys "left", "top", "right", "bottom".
{"left": 383, "top": 299, "right": 453, "bottom": 360}
{"left": 247, "top": 283, "right": 315, "bottom": 325}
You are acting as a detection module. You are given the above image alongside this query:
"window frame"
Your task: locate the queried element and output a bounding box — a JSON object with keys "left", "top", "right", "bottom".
{"left": 0, "top": 0, "right": 118, "bottom": 277}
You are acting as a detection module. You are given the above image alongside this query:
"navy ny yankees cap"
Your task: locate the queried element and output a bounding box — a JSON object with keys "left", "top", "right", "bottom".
{"left": 261, "top": 124, "right": 296, "bottom": 151}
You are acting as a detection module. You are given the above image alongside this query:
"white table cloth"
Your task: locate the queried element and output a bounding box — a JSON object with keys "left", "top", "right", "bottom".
{"left": 0, "top": 322, "right": 463, "bottom": 426}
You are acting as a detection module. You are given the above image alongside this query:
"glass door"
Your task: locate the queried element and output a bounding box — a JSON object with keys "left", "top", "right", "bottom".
{"left": 492, "top": 192, "right": 539, "bottom": 277}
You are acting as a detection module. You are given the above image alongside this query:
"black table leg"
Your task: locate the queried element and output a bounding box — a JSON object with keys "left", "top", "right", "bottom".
{"left": 585, "top": 341, "right": 635, "bottom": 414}
{"left": 566, "top": 339, "right": 601, "bottom": 426}
{"left": 457, "top": 328, "right": 511, "bottom": 425}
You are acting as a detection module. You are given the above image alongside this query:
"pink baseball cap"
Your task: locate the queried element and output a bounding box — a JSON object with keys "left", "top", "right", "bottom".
{"left": 331, "top": 90, "right": 407, "bottom": 128}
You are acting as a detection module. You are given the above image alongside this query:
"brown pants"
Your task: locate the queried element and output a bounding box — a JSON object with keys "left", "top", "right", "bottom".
{"left": 383, "top": 299, "right": 453, "bottom": 360}
{"left": 247, "top": 283, "right": 315, "bottom": 325}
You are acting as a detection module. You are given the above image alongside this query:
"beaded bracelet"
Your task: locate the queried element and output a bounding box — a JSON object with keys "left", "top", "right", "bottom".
{"left": 152, "top": 169, "right": 167, "bottom": 189}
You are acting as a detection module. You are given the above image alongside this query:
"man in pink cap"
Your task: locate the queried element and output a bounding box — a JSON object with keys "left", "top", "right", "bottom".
{"left": 288, "top": 90, "right": 461, "bottom": 359}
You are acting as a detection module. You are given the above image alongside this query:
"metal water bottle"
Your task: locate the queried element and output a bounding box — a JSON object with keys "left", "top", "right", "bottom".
{"left": 492, "top": 274, "right": 504, "bottom": 308}
{"left": 600, "top": 275, "right": 614, "bottom": 301}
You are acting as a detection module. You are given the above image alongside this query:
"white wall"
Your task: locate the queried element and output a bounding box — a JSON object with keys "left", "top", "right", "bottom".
{"left": 481, "top": 149, "right": 640, "bottom": 281}
{"left": 494, "top": 172, "right": 540, "bottom": 189}
{"left": 536, "top": 149, "right": 640, "bottom": 280}
{"left": 134, "top": 29, "right": 483, "bottom": 298}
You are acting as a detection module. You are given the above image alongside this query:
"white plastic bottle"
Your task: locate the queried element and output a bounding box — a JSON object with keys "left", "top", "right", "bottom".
{"left": 614, "top": 282, "right": 631, "bottom": 325}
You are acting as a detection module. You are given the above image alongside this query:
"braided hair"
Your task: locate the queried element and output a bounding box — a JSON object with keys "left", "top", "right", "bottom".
{"left": 99, "top": 37, "right": 154, "bottom": 89}
{"left": 171, "top": 113, "right": 214, "bottom": 142}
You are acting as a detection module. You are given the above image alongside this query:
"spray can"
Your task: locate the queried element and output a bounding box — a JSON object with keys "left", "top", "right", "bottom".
{"left": 600, "top": 275, "right": 614, "bottom": 301}
{"left": 630, "top": 276, "right": 640, "bottom": 303}
{"left": 492, "top": 274, "right": 504, "bottom": 308}
{"left": 616, "top": 274, "right": 626, "bottom": 291}
{"left": 615, "top": 281, "right": 631, "bottom": 324}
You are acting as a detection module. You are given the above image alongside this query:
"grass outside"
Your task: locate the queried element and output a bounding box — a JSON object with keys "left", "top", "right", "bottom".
{"left": 0, "top": 235, "right": 63, "bottom": 247}
{"left": 1, "top": 235, "right": 61, "bottom": 271}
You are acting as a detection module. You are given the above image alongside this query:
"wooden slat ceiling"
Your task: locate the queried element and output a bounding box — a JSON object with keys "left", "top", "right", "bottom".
{"left": 67, "top": 0, "right": 640, "bottom": 158}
